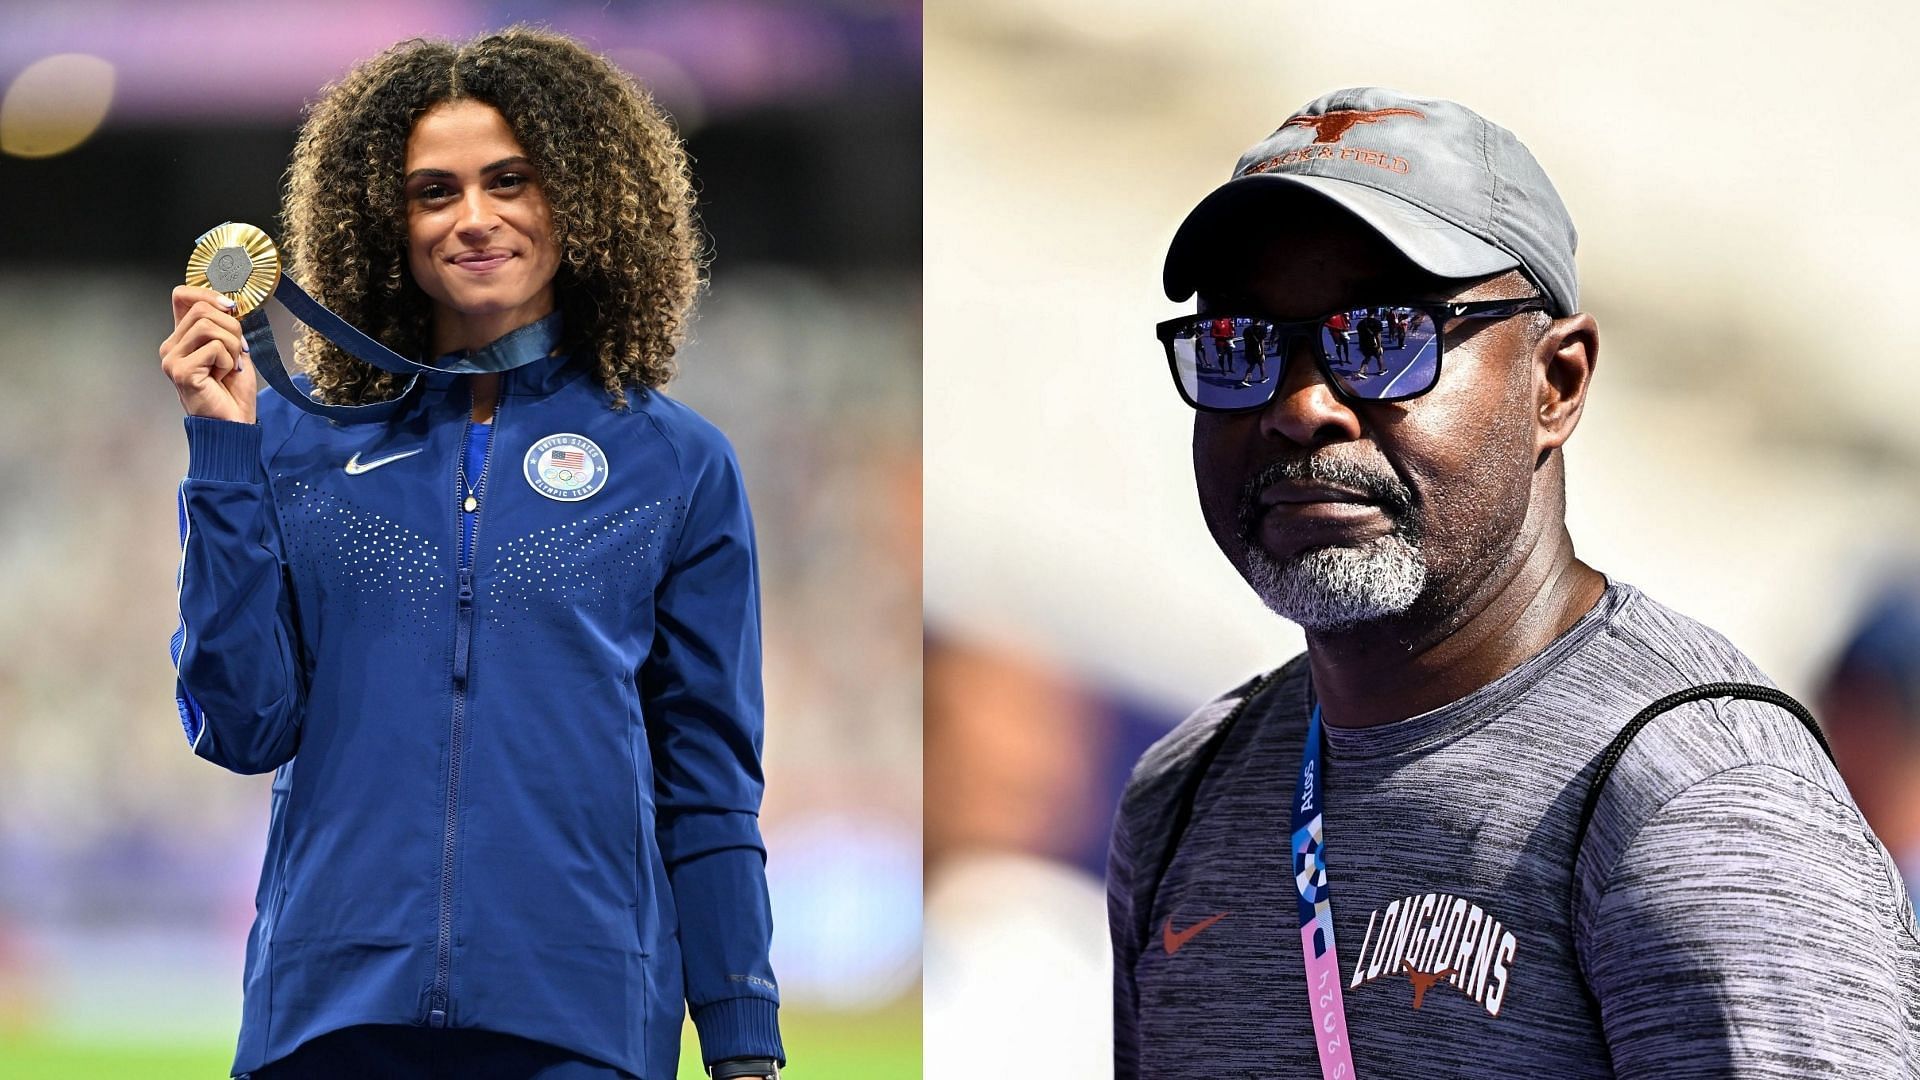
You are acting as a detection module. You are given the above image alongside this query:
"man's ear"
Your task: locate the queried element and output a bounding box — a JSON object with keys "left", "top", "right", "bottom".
{"left": 1535, "top": 312, "right": 1599, "bottom": 463}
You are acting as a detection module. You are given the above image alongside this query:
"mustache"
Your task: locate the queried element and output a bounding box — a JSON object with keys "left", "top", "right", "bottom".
{"left": 1236, "top": 455, "right": 1417, "bottom": 537}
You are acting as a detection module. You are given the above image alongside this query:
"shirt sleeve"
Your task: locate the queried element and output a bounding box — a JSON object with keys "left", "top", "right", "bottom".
{"left": 1582, "top": 763, "right": 1920, "bottom": 1077}
{"left": 1107, "top": 805, "right": 1144, "bottom": 1080}
{"left": 640, "top": 430, "right": 783, "bottom": 1067}
{"left": 171, "top": 415, "right": 307, "bottom": 775}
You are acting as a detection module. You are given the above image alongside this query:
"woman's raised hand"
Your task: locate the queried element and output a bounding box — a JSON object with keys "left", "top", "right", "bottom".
{"left": 161, "top": 285, "right": 258, "bottom": 424}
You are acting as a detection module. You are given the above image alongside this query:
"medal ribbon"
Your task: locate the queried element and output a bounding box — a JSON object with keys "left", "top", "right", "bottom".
{"left": 238, "top": 274, "right": 564, "bottom": 425}
{"left": 1293, "top": 703, "right": 1357, "bottom": 1079}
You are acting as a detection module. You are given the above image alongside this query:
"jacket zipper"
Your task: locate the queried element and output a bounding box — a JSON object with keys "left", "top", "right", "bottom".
{"left": 430, "top": 388, "right": 501, "bottom": 1027}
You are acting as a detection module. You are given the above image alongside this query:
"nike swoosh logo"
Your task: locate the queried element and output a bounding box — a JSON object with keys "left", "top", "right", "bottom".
{"left": 1162, "top": 912, "right": 1230, "bottom": 956}
{"left": 344, "top": 448, "right": 424, "bottom": 475}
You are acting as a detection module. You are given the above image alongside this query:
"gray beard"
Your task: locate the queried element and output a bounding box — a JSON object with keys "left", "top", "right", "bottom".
{"left": 1232, "top": 453, "right": 1429, "bottom": 631}
{"left": 1243, "top": 531, "right": 1428, "bottom": 631}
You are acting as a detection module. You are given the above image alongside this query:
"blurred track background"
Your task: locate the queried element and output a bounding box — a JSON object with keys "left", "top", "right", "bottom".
{"left": 925, "top": 2, "right": 1920, "bottom": 1076}
{"left": 0, "top": 1, "right": 920, "bottom": 1076}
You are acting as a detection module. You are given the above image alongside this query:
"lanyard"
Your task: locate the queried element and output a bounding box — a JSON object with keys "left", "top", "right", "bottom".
{"left": 1292, "top": 703, "right": 1357, "bottom": 1079}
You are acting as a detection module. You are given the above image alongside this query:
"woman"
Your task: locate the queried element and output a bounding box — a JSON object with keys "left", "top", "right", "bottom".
{"left": 160, "top": 29, "right": 783, "bottom": 1080}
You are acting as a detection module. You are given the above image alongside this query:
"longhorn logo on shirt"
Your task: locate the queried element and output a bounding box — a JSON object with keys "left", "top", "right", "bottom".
{"left": 1401, "top": 960, "right": 1458, "bottom": 1009}
{"left": 1349, "top": 891, "right": 1518, "bottom": 1016}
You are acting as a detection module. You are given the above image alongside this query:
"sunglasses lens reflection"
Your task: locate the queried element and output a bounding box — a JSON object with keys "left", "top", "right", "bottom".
{"left": 1320, "top": 308, "right": 1438, "bottom": 400}
{"left": 1173, "top": 317, "right": 1281, "bottom": 410}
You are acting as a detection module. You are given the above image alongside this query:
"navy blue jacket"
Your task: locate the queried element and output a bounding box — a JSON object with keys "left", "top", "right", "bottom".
{"left": 169, "top": 332, "right": 782, "bottom": 1078}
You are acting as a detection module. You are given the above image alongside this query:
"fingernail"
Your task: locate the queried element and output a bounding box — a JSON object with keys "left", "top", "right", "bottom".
{"left": 241, "top": 339, "right": 251, "bottom": 352}
{"left": 219, "top": 297, "right": 236, "bottom": 310}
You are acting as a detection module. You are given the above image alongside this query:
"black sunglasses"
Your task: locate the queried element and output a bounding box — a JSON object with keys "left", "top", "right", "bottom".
{"left": 1154, "top": 297, "right": 1547, "bottom": 411}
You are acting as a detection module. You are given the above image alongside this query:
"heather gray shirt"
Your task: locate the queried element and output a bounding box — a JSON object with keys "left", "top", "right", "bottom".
{"left": 1110, "top": 581, "right": 1920, "bottom": 1078}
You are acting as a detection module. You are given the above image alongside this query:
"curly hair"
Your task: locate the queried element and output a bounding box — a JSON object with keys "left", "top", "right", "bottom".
{"left": 282, "top": 26, "right": 701, "bottom": 411}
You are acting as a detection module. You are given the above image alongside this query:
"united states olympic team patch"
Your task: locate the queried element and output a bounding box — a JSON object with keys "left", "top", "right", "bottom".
{"left": 523, "top": 433, "right": 608, "bottom": 502}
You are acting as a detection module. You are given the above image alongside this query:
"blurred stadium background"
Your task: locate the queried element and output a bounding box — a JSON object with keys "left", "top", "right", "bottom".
{"left": 0, "top": 1, "right": 920, "bottom": 1077}
{"left": 925, "top": 2, "right": 1920, "bottom": 1076}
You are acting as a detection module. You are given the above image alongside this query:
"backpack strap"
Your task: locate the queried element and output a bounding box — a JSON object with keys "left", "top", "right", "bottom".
{"left": 1568, "top": 681, "right": 1833, "bottom": 1008}
{"left": 1572, "top": 681, "right": 1832, "bottom": 873}
{"left": 1128, "top": 665, "right": 1288, "bottom": 957}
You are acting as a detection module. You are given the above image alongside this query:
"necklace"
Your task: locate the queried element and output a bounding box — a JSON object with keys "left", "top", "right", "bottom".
{"left": 456, "top": 398, "right": 499, "bottom": 515}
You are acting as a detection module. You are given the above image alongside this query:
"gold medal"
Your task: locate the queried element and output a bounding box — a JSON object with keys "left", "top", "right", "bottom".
{"left": 184, "top": 221, "right": 281, "bottom": 317}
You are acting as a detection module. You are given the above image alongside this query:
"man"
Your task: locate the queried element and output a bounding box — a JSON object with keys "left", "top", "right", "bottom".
{"left": 1325, "top": 309, "right": 1352, "bottom": 364}
{"left": 1210, "top": 313, "right": 1237, "bottom": 378}
{"left": 1240, "top": 317, "right": 1269, "bottom": 387}
{"left": 1112, "top": 87, "right": 1920, "bottom": 1077}
{"left": 1355, "top": 307, "right": 1386, "bottom": 375}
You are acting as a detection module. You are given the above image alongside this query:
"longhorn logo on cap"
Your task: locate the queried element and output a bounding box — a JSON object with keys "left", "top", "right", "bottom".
{"left": 1282, "top": 108, "right": 1425, "bottom": 144}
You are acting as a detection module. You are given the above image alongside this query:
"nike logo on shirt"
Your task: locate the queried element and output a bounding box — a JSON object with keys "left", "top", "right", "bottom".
{"left": 344, "top": 448, "right": 425, "bottom": 475}
{"left": 1162, "top": 912, "right": 1230, "bottom": 956}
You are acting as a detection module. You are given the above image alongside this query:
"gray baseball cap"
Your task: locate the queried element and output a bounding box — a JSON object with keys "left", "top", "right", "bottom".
{"left": 1163, "top": 87, "right": 1578, "bottom": 316}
